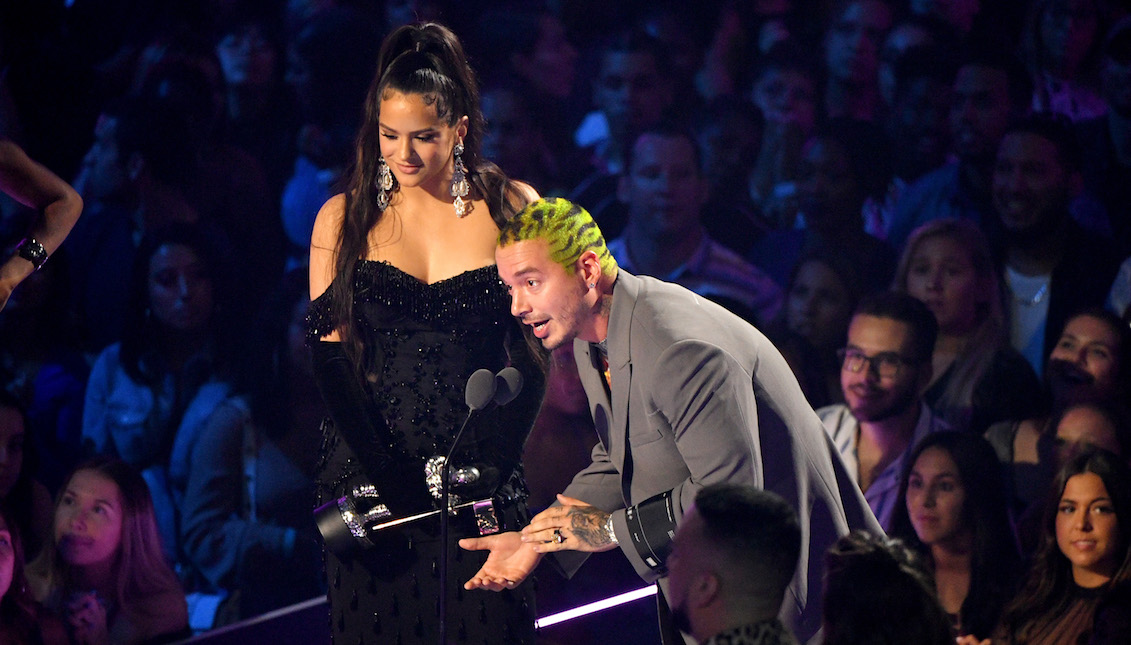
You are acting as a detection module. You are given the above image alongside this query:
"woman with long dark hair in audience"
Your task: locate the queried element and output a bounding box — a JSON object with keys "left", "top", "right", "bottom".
{"left": 28, "top": 457, "right": 187, "bottom": 644}
{"left": 889, "top": 431, "right": 1022, "bottom": 641}
{"left": 81, "top": 223, "right": 235, "bottom": 568}
{"left": 992, "top": 450, "right": 1131, "bottom": 644}
{"left": 306, "top": 22, "right": 544, "bottom": 644}
{"left": 894, "top": 218, "right": 1041, "bottom": 434}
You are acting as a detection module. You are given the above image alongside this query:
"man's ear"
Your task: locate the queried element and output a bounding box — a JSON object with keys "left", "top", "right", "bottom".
{"left": 689, "top": 572, "right": 720, "bottom": 609}
{"left": 577, "top": 250, "right": 602, "bottom": 287}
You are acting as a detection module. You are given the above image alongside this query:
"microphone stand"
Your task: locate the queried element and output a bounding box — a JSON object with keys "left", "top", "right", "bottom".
{"left": 438, "top": 367, "right": 523, "bottom": 644}
{"left": 439, "top": 407, "right": 475, "bottom": 645}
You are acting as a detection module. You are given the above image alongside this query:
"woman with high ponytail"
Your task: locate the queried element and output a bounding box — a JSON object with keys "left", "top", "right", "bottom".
{"left": 307, "top": 22, "right": 545, "bottom": 644}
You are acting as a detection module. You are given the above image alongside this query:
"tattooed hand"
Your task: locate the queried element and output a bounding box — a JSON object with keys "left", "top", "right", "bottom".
{"left": 520, "top": 494, "right": 619, "bottom": 553}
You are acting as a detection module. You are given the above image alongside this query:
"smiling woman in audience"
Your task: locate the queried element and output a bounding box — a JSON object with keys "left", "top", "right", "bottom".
{"left": 991, "top": 450, "right": 1131, "bottom": 645}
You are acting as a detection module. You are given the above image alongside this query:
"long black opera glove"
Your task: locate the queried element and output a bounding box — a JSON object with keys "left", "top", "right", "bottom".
{"left": 310, "top": 340, "right": 431, "bottom": 515}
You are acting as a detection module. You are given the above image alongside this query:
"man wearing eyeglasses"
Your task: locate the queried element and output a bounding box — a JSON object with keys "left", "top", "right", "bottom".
{"left": 816, "top": 291, "right": 948, "bottom": 530}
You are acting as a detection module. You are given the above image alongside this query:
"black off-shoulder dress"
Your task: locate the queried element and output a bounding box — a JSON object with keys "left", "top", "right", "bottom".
{"left": 306, "top": 261, "right": 544, "bottom": 645}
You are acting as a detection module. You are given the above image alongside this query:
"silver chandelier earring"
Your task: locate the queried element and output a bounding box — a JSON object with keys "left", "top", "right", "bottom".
{"left": 375, "top": 157, "right": 393, "bottom": 210}
{"left": 451, "top": 141, "right": 470, "bottom": 217}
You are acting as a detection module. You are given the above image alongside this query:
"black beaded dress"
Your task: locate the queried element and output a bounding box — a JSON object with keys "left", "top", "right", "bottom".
{"left": 306, "top": 261, "right": 544, "bottom": 645}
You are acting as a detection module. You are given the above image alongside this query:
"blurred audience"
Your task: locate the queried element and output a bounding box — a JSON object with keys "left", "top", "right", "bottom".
{"left": 180, "top": 270, "right": 323, "bottom": 626}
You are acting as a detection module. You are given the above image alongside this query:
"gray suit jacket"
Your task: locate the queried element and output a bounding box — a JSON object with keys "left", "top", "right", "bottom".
{"left": 559, "top": 271, "right": 881, "bottom": 642}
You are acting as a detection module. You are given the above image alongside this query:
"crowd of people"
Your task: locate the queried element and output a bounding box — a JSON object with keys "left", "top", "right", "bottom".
{"left": 1, "top": 0, "right": 1130, "bottom": 643}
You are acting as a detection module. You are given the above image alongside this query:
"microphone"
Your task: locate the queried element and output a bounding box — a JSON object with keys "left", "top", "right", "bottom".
{"left": 493, "top": 367, "right": 524, "bottom": 406}
{"left": 465, "top": 368, "right": 497, "bottom": 411}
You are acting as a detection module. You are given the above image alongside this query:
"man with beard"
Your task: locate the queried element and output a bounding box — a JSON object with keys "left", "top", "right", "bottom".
{"left": 817, "top": 292, "right": 947, "bottom": 530}
{"left": 461, "top": 198, "right": 881, "bottom": 644}
{"left": 665, "top": 484, "right": 801, "bottom": 645}
{"left": 992, "top": 115, "right": 1122, "bottom": 376}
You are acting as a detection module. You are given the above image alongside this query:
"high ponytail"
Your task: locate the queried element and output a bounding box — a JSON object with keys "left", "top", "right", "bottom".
{"left": 331, "top": 22, "right": 527, "bottom": 372}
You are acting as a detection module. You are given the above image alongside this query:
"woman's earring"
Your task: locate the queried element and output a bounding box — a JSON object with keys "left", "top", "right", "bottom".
{"left": 375, "top": 157, "right": 393, "bottom": 210}
{"left": 451, "top": 141, "right": 470, "bottom": 217}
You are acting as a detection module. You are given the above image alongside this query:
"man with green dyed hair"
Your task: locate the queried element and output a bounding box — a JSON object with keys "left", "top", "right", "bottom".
{"left": 469, "top": 198, "right": 882, "bottom": 644}
{"left": 497, "top": 197, "right": 618, "bottom": 280}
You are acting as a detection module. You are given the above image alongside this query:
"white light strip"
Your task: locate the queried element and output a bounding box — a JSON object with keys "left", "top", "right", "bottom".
{"left": 534, "top": 585, "right": 658, "bottom": 629}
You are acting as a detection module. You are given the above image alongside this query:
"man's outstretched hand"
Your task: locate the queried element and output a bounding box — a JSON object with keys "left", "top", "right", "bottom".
{"left": 459, "top": 531, "right": 543, "bottom": 591}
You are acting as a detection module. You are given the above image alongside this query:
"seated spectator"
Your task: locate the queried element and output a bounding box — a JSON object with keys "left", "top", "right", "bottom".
{"left": 0, "top": 392, "right": 53, "bottom": 562}
{"left": 81, "top": 224, "right": 234, "bottom": 567}
{"left": 27, "top": 457, "right": 188, "bottom": 644}
{"left": 0, "top": 502, "right": 66, "bottom": 644}
{"left": 878, "top": 15, "right": 953, "bottom": 108}
{"left": 666, "top": 484, "right": 801, "bottom": 645}
{"left": 609, "top": 125, "right": 782, "bottom": 324}
{"left": 994, "top": 450, "right": 1131, "bottom": 644}
{"left": 1020, "top": 0, "right": 1108, "bottom": 122}
{"left": 818, "top": 292, "right": 947, "bottom": 530}
{"left": 872, "top": 45, "right": 957, "bottom": 238}
{"left": 281, "top": 6, "right": 380, "bottom": 271}
{"left": 771, "top": 251, "right": 862, "bottom": 409}
{"left": 212, "top": 7, "right": 298, "bottom": 209}
{"left": 748, "top": 119, "right": 897, "bottom": 293}
{"left": 469, "top": 8, "right": 583, "bottom": 170}
{"left": 986, "top": 308, "right": 1131, "bottom": 517}
{"left": 993, "top": 114, "right": 1123, "bottom": 376}
{"left": 693, "top": 97, "right": 771, "bottom": 254}
{"left": 568, "top": 29, "right": 674, "bottom": 238}
{"left": 889, "top": 431, "right": 1022, "bottom": 640}
{"left": 822, "top": 530, "right": 954, "bottom": 645}
{"left": 894, "top": 218, "right": 1042, "bottom": 433}
{"left": 886, "top": 49, "right": 1031, "bottom": 251}
{"left": 822, "top": 0, "right": 893, "bottom": 123}
{"left": 746, "top": 42, "right": 820, "bottom": 231}
{"left": 65, "top": 97, "right": 201, "bottom": 353}
{"left": 1052, "top": 400, "right": 1131, "bottom": 469}
{"left": 180, "top": 270, "right": 323, "bottom": 626}
{"left": 480, "top": 83, "right": 567, "bottom": 197}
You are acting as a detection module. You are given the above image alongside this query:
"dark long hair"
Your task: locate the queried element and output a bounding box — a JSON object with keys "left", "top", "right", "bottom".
{"left": 889, "top": 431, "right": 1022, "bottom": 639}
{"left": 997, "top": 450, "right": 1131, "bottom": 642}
{"left": 330, "top": 22, "right": 525, "bottom": 368}
{"left": 119, "top": 222, "right": 232, "bottom": 386}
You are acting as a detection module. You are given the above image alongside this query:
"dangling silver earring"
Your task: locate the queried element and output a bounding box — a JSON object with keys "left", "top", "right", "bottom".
{"left": 375, "top": 157, "right": 393, "bottom": 210}
{"left": 451, "top": 141, "right": 470, "bottom": 217}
